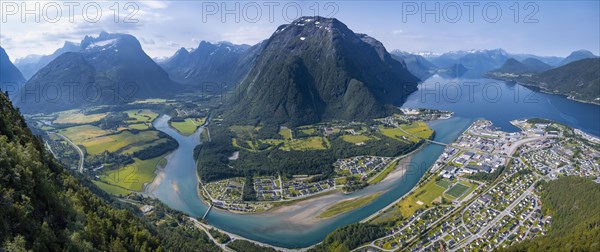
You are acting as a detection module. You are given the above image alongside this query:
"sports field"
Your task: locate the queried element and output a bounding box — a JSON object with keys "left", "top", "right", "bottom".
{"left": 446, "top": 183, "right": 470, "bottom": 198}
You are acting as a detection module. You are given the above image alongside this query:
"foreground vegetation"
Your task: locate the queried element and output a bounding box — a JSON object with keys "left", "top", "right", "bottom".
{"left": 0, "top": 92, "right": 218, "bottom": 251}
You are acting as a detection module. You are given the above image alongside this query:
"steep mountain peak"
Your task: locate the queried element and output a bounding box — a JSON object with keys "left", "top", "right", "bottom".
{"left": 0, "top": 47, "right": 26, "bottom": 89}
{"left": 80, "top": 32, "right": 140, "bottom": 53}
{"left": 228, "top": 17, "right": 419, "bottom": 126}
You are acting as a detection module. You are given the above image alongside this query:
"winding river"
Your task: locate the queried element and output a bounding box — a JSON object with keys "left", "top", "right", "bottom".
{"left": 151, "top": 76, "right": 599, "bottom": 249}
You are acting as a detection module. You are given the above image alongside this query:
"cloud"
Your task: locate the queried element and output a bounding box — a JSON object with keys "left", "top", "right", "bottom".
{"left": 140, "top": 37, "right": 156, "bottom": 45}
{"left": 218, "top": 26, "right": 273, "bottom": 45}
{"left": 392, "top": 29, "right": 403, "bottom": 35}
{"left": 139, "top": 1, "right": 169, "bottom": 9}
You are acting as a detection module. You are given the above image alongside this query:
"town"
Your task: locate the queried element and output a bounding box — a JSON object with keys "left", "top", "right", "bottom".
{"left": 358, "top": 119, "right": 599, "bottom": 251}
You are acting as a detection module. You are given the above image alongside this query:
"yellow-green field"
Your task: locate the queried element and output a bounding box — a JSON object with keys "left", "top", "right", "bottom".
{"left": 299, "top": 127, "right": 317, "bottom": 135}
{"left": 318, "top": 193, "right": 381, "bottom": 218}
{"left": 92, "top": 180, "right": 131, "bottom": 196}
{"left": 341, "top": 134, "right": 371, "bottom": 144}
{"left": 60, "top": 125, "right": 162, "bottom": 155}
{"left": 129, "top": 98, "right": 168, "bottom": 104}
{"left": 54, "top": 110, "right": 108, "bottom": 124}
{"left": 368, "top": 160, "right": 399, "bottom": 184}
{"left": 124, "top": 109, "right": 158, "bottom": 130}
{"left": 279, "top": 127, "right": 293, "bottom": 140}
{"left": 379, "top": 122, "right": 433, "bottom": 143}
{"left": 169, "top": 117, "right": 206, "bottom": 136}
{"left": 82, "top": 131, "right": 162, "bottom": 155}
{"left": 401, "top": 121, "right": 434, "bottom": 139}
{"left": 395, "top": 177, "right": 449, "bottom": 217}
{"left": 281, "top": 137, "right": 329, "bottom": 151}
{"left": 59, "top": 125, "right": 111, "bottom": 143}
{"left": 99, "top": 155, "right": 166, "bottom": 192}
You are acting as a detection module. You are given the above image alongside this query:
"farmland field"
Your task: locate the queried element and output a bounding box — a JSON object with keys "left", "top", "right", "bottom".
{"left": 170, "top": 117, "right": 206, "bottom": 136}
{"left": 341, "top": 134, "right": 371, "bottom": 144}
{"left": 281, "top": 137, "right": 329, "bottom": 151}
{"left": 279, "top": 127, "right": 293, "bottom": 140}
{"left": 59, "top": 125, "right": 111, "bottom": 143}
{"left": 92, "top": 180, "right": 131, "bottom": 196}
{"left": 99, "top": 155, "right": 167, "bottom": 191}
{"left": 82, "top": 130, "right": 162, "bottom": 155}
{"left": 401, "top": 121, "right": 434, "bottom": 139}
{"left": 54, "top": 110, "right": 108, "bottom": 124}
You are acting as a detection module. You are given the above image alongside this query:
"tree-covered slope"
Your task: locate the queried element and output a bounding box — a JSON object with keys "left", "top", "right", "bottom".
{"left": 501, "top": 176, "right": 600, "bottom": 251}
{"left": 0, "top": 91, "right": 218, "bottom": 251}
{"left": 524, "top": 58, "right": 600, "bottom": 104}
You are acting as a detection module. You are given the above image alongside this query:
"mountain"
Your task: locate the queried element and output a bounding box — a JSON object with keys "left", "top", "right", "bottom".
{"left": 424, "top": 49, "right": 510, "bottom": 77}
{"left": 524, "top": 58, "right": 600, "bottom": 104}
{"left": 510, "top": 53, "right": 564, "bottom": 66}
{"left": 16, "top": 32, "right": 180, "bottom": 113}
{"left": 521, "top": 58, "right": 553, "bottom": 72}
{"left": 160, "top": 41, "right": 255, "bottom": 87}
{"left": 0, "top": 47, "right": 26, "bottom": 92}
{"left": 488, "top": 58, "right": 552, "bottom": 76}
{"left": 15, "top": 41, "right": 80, "bottom": 79}
{"left": 438, "top": 63, "right": 468, "bottom": 78}
{"left": 559, "top": 50, "right": 597, "bottom": 66}
{"left": 390, "top": 50, "right": 436, "bottom": 80}
{"left": 227, "top": 16, "right": 419, "bottom": 126}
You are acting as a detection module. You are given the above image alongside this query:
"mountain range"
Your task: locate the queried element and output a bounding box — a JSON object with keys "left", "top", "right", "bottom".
{"left": 159, "top": 41, "right": 257, "bottom": 88}
{"left": 15, "top": 32, "right": 180, "bottom": 113}
{"left": 390, "top": 50, "right": 437, "bottom": 80}
{"left": 226, "top": 16, "right": 419, "bottom": 126}
{"left": 0, "top": 47, "right": 26, "bottom": 93}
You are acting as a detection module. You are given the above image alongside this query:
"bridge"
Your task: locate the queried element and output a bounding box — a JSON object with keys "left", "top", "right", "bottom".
{"left": 202, "top": 204, "right": 213, "bottom": 220}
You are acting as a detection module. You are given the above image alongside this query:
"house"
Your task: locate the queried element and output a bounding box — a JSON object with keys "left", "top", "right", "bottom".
{"left": 478, "top": 194, "right": 493, "bottom": 204}
{"left": 141, "top": 205, "right": 154, "bottom": 214}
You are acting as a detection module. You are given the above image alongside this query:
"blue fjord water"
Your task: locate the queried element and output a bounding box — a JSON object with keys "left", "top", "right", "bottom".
{"left": 152, "top": 76, "right": 599, "bottom": 248}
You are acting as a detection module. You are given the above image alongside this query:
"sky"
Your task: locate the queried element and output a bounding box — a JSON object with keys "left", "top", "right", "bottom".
{"left": 0, "top": 0, "right": 599, "bottom": 60}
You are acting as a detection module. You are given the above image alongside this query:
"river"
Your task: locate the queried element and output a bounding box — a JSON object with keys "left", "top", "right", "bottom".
{"left": 151, "top": 76, "right": 599, "bottom": 248}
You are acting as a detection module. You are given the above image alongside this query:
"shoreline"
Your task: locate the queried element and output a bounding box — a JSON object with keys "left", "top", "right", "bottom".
{"left": 254, "top": 153, "right": 415, "bottom": 226}
{"left": 489, "top": 77, "right": 600, "bottom": 106}
{"left": 144, "top": 151, "right": 175, "bottom": 197}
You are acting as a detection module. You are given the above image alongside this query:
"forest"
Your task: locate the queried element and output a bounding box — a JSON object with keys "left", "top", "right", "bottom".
{"left": 195, "top": 124, "right": 421, "bottom": 182}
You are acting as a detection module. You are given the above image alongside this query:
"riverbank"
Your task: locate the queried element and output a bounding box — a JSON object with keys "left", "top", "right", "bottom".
{"left": 261, "top": 154, "right": 415, "bottom": 226}
{"left": 144, "top": 151, "right": 174, "bottom": 197}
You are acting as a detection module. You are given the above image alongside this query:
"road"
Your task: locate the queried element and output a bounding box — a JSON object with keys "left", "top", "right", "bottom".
{"left": 53, "top": 132, "right": 84, "bottom": 173}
